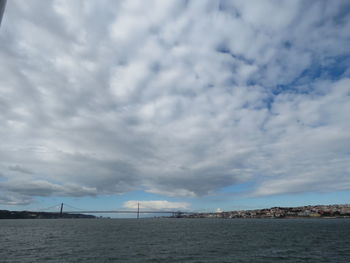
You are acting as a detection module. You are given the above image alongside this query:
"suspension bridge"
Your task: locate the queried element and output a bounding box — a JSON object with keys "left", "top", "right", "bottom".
{"left": 37, "top": 203, "right": 195, "bottom": 218}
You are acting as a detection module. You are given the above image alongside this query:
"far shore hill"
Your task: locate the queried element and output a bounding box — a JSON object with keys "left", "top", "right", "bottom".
{"left": 1, "top": 204, "right": 350, "bottom": 219}
{"left": 0, "top": 210, "right": 95, "bottom": 219}
{"left": 180, "top": 204, "right": 350, "bottom": 219}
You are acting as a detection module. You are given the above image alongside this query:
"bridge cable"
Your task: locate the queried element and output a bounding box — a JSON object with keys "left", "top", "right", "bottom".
{"left": 62, "top": 203, "right": 86, "bottom": 211}
{"left": 36, "top": 203, "right": 62, "bottom": 212}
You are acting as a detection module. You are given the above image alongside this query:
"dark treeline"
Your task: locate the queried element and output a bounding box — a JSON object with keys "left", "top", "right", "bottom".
{"left": 0, "top": 210, "right": 95, "bottom": 219}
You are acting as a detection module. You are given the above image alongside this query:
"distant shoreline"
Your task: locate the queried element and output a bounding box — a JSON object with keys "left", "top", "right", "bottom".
{"left": 178, "top": 204, "right": 350, "bottom": 219}
{"left": 0, "top": 210, "right": 95, "bottom": 219}
{"left": 2, "top": 204, "right": 350, "bottom": 219}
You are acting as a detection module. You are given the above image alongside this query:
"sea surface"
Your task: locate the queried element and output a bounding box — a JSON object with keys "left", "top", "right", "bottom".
{"left": 1, "top": 218, "right": 350, "bottom": 262}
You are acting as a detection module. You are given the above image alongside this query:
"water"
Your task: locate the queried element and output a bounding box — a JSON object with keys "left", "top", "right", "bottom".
{"left": 1, "top": 218, "right": 350, "bottom": 262}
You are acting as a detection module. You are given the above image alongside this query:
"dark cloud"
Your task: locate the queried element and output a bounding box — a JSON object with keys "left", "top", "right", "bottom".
{"left": 8, "top": 164, "right": 33, "bottom": 174}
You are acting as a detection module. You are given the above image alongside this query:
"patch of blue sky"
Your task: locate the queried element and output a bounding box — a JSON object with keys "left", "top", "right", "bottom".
{"left": 272, "top": 55, "right": 350, "bottom": 96}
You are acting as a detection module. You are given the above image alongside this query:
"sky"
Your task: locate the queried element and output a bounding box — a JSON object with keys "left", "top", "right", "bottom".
{"left": 0, "top": 0, "right": 350, "bottom": 215}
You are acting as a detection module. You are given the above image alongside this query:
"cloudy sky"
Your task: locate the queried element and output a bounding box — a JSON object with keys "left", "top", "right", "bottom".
{"left": 0, "top": 0, "right": 349, "bottom": 213}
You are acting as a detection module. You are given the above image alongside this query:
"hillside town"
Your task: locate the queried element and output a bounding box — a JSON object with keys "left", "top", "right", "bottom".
{"left": 181, "top": 204, "right": 350, "bottom": 219}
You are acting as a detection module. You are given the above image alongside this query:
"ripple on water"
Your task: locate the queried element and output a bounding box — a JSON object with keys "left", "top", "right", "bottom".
{"left": 0, "top": 218, "right": 350, "bottom": 262}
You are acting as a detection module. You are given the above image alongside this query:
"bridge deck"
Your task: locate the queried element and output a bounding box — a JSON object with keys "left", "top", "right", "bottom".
{"left": 64, "top": 210, "right": 194, "bottom": 214}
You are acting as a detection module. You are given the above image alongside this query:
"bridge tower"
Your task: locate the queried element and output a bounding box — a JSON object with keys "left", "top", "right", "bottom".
{"left": 60, "top": 203, "right": 64, "bottom": 217}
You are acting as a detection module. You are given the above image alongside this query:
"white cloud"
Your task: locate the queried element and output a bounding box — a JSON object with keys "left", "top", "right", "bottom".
{"left": 0, "top": 0, "right": 349, "bottom": 204}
